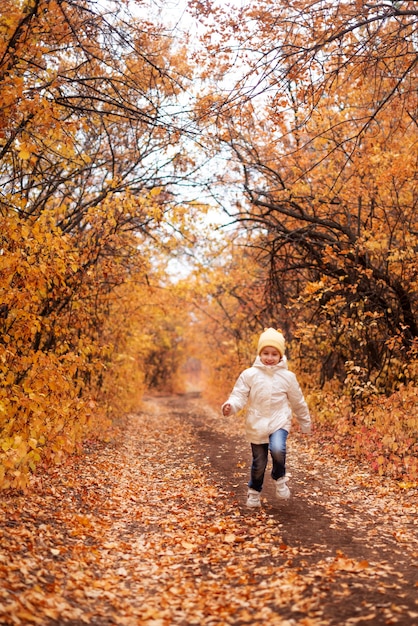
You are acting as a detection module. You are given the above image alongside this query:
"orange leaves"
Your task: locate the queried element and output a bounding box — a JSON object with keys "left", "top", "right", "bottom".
{"left": 0, "top": 0, "right": 194, "bottom": 241}
{"left": 0, "top": 205, "right": 155, "bottom": 488}
{"left": 186, "top": 0, "right": 418, "bottom": 406}
{"left": 1, "top": 394, "right": 417, "bottom": 625}
{"left": 310, "top": 383, "right": 418, "bottom": 483}
{"left": 327, "top": 552, "right": 370, "bottom": 574}
{"left": 0, "top": 184, "right": 210, "bottom": 488}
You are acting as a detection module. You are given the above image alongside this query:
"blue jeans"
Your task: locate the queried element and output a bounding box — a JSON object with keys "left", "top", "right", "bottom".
{"left": 248, "top": 428, "right": 288, "bottom": 492}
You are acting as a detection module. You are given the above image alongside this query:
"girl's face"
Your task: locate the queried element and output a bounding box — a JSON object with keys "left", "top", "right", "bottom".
{"left": 259, "top": 346, "right": 281, "bottom": 366}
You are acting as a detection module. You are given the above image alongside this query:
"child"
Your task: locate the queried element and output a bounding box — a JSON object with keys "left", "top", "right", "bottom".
{"left": 222, "top": 328, "right": 311, "bottom": 508}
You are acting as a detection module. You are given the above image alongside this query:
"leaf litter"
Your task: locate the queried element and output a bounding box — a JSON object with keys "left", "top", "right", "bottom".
{"left": 0, "top": 396, "right": 417, "bottom": 625}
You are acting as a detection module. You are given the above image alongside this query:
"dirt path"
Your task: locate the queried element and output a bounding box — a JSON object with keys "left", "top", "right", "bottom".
{"left": 0, "top": 394, "right": 417, "bottom": 626}
{"left": 160, "top": 394, "right": 418, "bottom": 625}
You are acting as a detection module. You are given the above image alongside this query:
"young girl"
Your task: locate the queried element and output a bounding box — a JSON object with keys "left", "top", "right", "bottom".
{"left": 222, "top": 328, "right": 311, "bottom": 508}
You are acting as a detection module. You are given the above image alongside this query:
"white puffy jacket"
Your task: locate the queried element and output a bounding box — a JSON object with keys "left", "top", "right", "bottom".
{"left": 223, "top": 356, "right": 311, "bottom": 444}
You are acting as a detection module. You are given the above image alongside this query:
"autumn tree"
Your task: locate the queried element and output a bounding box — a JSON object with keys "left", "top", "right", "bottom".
{"left": 189, "top": 0, "right": 418, "bottom": 395}
{"left": 1, "top": 0, "right": 195, "bottom": 221}
{"left": 0, "top": 0, "right": 202, "bottom": 488}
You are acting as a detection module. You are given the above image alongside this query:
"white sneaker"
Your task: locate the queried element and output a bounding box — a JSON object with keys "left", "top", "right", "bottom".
{"left": 246, "top": 488, "right": 261, "bottom": 508}
{"left": 276, "top": 476, "right": 290, "bottom": 499}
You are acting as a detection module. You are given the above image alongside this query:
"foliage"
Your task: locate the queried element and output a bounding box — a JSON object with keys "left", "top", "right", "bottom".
{"left": 0, "top": 204, "right": 158, "bottom": 488}
{"left": 0, "top": 1, "right": 203, "bottom": 488}
{"left": 189, "top": 0, "right": 418, "bottom": 394}
{"left": 0, "top": 0, "right": 192, "bottom": 229}
{"left": 308, "top": 383, "right": 418, "bottom": 481}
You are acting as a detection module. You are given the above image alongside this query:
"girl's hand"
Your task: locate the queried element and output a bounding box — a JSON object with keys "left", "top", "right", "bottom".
{"left": 222, "top": 403, "right": 232, "bottom": 416}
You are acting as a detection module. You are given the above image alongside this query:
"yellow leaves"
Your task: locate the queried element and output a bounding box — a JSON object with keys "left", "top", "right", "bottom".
{"left": 0, "top": 438, "right": 13, "bottom": 453}
{"left": 397, "top": 481, "right": 417, "bottom": 490}
{"left": 18, "top": 146, "right": 32, "bottom": 160}
{"left": 9, "top": 609, "right": 44, "bottom": 625}
{"left": 0, "top": 191, "right": 200, "bottom": 487}
{"left": 360, "top": 233, "right": 389, "bottom": 255}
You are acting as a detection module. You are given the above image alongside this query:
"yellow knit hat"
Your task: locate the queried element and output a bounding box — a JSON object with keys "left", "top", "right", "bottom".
{"left": 257, "top": 327, "right": 286, "bottom": 356}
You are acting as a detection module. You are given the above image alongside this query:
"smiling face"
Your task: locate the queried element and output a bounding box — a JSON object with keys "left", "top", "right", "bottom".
{"left": 259, "top": 346, "right": 281, "bottom": 366}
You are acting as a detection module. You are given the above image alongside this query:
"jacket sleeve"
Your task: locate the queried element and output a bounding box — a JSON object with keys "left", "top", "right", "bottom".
{"left": 222, "top": 370, "right": 251, "bottom": 414}
{"left": 287, "top": 374, "right": 311, "bottom": 433}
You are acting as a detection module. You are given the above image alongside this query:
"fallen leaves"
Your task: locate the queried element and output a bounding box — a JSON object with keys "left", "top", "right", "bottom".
{"left": 0, "top": 396, "right": 417, "bottom": 625}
